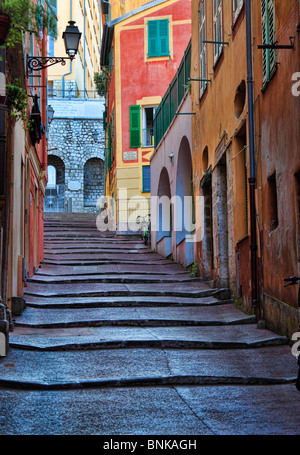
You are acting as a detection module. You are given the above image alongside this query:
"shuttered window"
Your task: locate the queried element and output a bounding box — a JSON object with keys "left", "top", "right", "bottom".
{"left": 199, "top": 0, "right": 207, "bottom": 97}
{"left": 129, "top": 105, "right": 141, "bottom": 148}
{"left": 261, "top": 0, "right": 276, "bottom": 85}
{"left": 148, "top": 19, "right": 169, "bottom": 58}
{"left": 213, "top": 0, "right": 223, "bottom": 64}
{"left": 48, "top": 0, "right": 57, "bottom": 39}
{"left": 233, "top": 0, "right": 244, "bottom": 23}
{"left": 142, "top": 166, "right": 151, "bottom": 193}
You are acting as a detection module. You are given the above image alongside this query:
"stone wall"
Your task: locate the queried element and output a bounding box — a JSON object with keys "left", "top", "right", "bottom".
{"left": 46, "top": 98, "right": 105, "bottom": 213}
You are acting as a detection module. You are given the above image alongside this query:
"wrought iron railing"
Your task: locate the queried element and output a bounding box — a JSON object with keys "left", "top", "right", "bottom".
{"left": 154, "top": 39, "right": 191, "bottom": 148}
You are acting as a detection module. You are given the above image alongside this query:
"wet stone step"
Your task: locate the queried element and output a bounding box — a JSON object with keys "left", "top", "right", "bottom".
{"left": 23, "top": 295, "right": 225, "bottom": 309}
{"left": 0, "top": 346, "right": 296, "bottom": 389}
{"left": 12, "top": 304, "right": 256, "bottom": 328}
{"left": 9, "top": 325, "right": 288, "bottom": 351}
{"left": 35, "top": 263, "right": 188, "bottom": 276}
{"left": 23, "top": 284, "right": 219, "bottom": 299}
{"left": 27, "top": 274, "right": 203, "bottom": 284}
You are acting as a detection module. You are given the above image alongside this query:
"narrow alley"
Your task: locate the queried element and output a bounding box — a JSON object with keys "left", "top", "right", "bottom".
{"left": 0, "top": 213, "right": 299, "bottom": 436}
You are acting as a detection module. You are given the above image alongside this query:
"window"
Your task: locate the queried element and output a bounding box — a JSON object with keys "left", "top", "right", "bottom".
{"left": 48, "top": 0, "right": 57, "bottom": 39}
{"left": 142, "top": 166, "right": 151, "bottom": 192}
{"left": 268, "top": 172, "right": 278, "bottom": 232}
{"left": 233, "top": 0, "right": 244, "bottom": 23}
{"left": 129, "top": 105, "right": 141, "bottom": 148}
{"left": 261, "top": 0, "right": 276, "bottom": 85}
{"left": 47, "top": 165, "right": 56, "bottom": 187}
{"left": 142, "top": 107, "right": 156, "bottom": 147}
{"left": 48, "top": 36, "right": 55, "bottom": 57}
{"left": 148, "top": 19, "right": 169, "bottom": 58}
{"left": 199, "top": 0, "right": 207, "bottom": 97}
{"left": 213, "top": 0, "right": 223, "bottom": 64}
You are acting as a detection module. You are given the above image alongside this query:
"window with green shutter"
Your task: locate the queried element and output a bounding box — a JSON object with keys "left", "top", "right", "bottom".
{"left": 261, "top": 0, "right": 276, "bottom": 85}
{"left": 148, "top": 19, "right": 169, "bottom": 58}
{"left": 129, "top": 105, "right": 141, "bottom": 148}
{"left": 142, "top": 166, "right": 151, "bottom": 193}
{"left": 48, "top": 0, "right": 57, "bottom": 39}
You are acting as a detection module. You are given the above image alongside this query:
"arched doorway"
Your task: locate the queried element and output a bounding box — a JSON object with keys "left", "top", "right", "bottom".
{"left": 156, "top": 167, "right": 172, "bottom": 257}
{"left": 84, "top": 157, "right": 104, "bottom": 209}
{"left": 45, "top": 155, "right": 65, "bottom": 212}
{"left": 175, "top": 136, "right": 195, "bottom": 266}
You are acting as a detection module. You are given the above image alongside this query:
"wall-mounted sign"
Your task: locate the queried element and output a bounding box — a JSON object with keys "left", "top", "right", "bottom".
{"left": 123, "top": 151, "right": 137, "bottom": 161}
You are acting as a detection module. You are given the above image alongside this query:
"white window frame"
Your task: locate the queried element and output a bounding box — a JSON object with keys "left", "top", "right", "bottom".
{"left": 199, "top": 0, "right": 207, "bottom": 98}
{"left": 213, "top": 0, "right": 223, "bottom": 64}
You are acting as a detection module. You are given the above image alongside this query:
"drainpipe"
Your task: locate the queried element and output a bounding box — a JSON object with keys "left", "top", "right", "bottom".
{"left": 245, "top": 0, "right": 261, "bottom": 321}
{"left": 62, "top": 0, "right": 73, "bottom": 97}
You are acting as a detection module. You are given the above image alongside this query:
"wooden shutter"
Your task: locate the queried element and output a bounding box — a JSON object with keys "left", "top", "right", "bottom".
{"left": 199, "top": 0, "right": 207, "bottom": 97}
{"left": 213, "top": 0, "right": 223, "bottom": 63}
{"left": 148, "top": 19, "right": 169, "bottom": 57}
{"left": 261, "top": 0, "right": 276, "bottom": 85}
{"left": 142, "top": 166, "right": 151, "bottom": 192}
{"left": 148, "top": 20, "right": 158, "bottom": 57}
{"left": 48, "top": 0, "right": 57, "bottom": 39}
{"left": 159, "top": 19, "right": 169, "bottom": 56}
{"left": 129, "top": 105, "right": 141, "bottom": 148}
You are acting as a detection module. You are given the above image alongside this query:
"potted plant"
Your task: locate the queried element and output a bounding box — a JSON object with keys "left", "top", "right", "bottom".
{"left": 0, "top": 0, "right": 56, "bottom": 47}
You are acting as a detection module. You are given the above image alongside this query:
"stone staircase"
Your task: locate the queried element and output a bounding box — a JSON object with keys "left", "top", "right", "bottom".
{"left": 1, "top": 213, "right": 297, "bottom": 390}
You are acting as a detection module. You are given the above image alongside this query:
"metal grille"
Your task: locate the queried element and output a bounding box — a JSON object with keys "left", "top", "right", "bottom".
{"left": 154, "top": 40, "right": 191, "bottom": 148}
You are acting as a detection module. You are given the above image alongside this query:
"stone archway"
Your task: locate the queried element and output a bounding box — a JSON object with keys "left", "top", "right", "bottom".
{"left": 83, "top": 157, "right": 104, "bottom": 210}
{"left": 156, "top": 167, "right": 173, "bottom": 258}
{"left": 45, "top": 155, "right": 65, "bottom": 212}
{"left": 175, "top": 136, "right": 194, "bottom": 266}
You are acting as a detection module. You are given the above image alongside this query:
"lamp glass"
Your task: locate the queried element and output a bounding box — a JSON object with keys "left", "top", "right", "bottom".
{"left": 63, "top": 21, "right": 81, "bottom": 58}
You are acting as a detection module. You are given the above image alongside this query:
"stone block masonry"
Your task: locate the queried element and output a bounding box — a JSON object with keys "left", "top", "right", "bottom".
{"left": 46, "top": 98, "right": 105, "bottom": 213}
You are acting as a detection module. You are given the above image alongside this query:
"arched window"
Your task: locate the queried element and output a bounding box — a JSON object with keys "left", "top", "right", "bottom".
{"left": 47, "top": 165, "right": 56, "bottom": 187}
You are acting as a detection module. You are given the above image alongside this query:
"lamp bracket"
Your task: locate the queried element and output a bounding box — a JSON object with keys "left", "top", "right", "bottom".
{"left": 26, "top": 54, "right": 73, "bottom": 75}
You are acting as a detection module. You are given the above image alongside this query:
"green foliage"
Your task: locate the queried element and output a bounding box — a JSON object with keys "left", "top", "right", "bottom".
{"left": 0, "top": 0, "right": 56, "bottom": 48}
{"left": 184, "top": 79, "right": 191, "bottom": 96}
{"left": 94, "top": 70, "right": 107, "bottom": 96}
{"left": 6, "top": 78, "right": 31, "bottom": 128}
{"left": 189, "top": 260, "right": 198, "bottom": 277}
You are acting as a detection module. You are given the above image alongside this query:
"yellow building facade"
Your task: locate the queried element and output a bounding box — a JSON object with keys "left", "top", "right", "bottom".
{"left": 47, "top": 0, "right": 101, "bottom": 97}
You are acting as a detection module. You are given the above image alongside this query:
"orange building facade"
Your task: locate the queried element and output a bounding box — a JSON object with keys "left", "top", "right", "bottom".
{"left": 191, "top": 0, "right": 300, "bottom": 337}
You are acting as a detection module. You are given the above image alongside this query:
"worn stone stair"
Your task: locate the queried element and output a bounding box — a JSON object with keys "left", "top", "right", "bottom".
{"left": 0, "top": 213, "right": 297, "bottom": 391}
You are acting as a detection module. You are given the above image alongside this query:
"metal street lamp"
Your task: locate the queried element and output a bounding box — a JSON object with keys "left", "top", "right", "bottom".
{"left": 47, "top": 105, "right": 54, "bottom": 125}
{"left": 27, "top": 21, "right": 81, "bottom": 74}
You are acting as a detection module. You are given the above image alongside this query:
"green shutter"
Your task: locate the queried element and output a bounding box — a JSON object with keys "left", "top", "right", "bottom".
{"left": 107, "top": 123, "right": 112, "bottom": 170}
{"left": 159, "top": 19, "right": 169, "bottom": 56}
{"left": 129, "top": 105, "right": 141, "bottom": 148}
{"left": 142, "top": 166, "right": 151, "bottom": 192}
{"left": 148, "top": 19, "right": 169, "bottom": 57}
{"left": 261, "top": 0, "right": 276, "bottom": 85}
{"left": 148, "top": 20, "right": 158, "bottom": 57}
{"left": 48, "top": 0, "right": 58, "bottom": 39}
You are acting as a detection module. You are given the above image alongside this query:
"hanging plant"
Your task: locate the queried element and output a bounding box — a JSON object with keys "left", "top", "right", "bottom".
{"left": 0, "top": 0, "right": 56, "bottom": 48}
{"left": 94, "top": 70, "right": 107, "bottom": 97}
{"left": 6, "top": 78, "right": 28, "bottom": 122}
